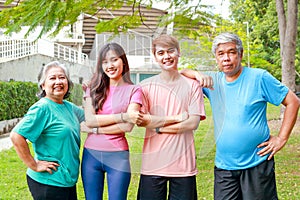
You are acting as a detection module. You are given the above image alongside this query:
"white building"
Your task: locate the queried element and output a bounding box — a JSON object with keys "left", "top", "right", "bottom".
{"left": 0, "top": 1, "right": 168, "bottom": 83}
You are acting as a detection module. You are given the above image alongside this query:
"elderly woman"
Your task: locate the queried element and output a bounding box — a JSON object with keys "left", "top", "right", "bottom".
{"left": 10, "top": 61, "right": 85, "bottom": 200}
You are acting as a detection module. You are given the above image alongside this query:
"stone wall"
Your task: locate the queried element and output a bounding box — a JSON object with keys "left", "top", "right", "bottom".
{"left": 0, "top": 118, "right": 21, "bottom": 136}
{"left": 0, "top": 54, "right": 93, "bottom": 83}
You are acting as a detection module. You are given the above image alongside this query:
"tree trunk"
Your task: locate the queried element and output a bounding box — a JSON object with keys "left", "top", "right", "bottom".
{"left": 276, "top": 0, "right": 298, "bottom": 118}
{"left": 276, "top": 0, "right": 298, "bottom": 91}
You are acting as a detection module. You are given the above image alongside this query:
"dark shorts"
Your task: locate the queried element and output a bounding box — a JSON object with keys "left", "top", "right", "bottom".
{"left": 137, "top": 174, "right": 197, "bottom": 200}
{"left": 214, "top": 158, "right": 278, "bottom": 200}
{"left": 26, "top": 175, "right": 77, "bottom": 200}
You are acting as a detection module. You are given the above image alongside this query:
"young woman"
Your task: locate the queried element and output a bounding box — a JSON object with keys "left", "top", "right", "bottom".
{"left": 10, "top": 61, "right": 85, "bottom": 200}
{"left": 82, "top": 43, "right": 142, "bottom": 200}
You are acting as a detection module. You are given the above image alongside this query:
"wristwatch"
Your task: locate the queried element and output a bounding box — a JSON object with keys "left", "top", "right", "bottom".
{"left": 155, "top": 127, "right": 161, "bottom": 134}
{"left": 92, "top": 128, "right": 98, "bottom": 134}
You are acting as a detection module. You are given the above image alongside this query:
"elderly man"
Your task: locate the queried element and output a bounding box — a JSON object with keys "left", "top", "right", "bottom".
{"left": 181, "top": 32, "right": 300, "bottom": 200}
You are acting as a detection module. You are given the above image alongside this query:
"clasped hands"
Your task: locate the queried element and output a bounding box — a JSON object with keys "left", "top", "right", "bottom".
{"left": 121, "top": 110, "right": 148, "bottom": 126}
{"left": 123, "top": 111, "right": 189, "bottom": 127}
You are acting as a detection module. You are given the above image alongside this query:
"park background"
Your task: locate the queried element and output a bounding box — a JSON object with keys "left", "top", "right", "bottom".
{"left": 1, "top": 101, "right": 300, "bottom": 199}
{"left": 0, "top": 0, "right": 300, "bottom": 199}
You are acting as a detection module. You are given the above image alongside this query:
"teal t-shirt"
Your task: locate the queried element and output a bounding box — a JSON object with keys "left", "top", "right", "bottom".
{"left": 203, "top": 67, "right": 289, "bottom": 170}
{"left": 12, "top": 98, "right": 85, "bottom": 187}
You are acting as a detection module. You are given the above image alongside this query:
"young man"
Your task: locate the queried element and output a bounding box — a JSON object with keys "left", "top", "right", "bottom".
{"left": 181, "top": 32, "right": 300, "bottom": 199}
{"left": 136, "top": 34, "right": 206, "bottom": 200}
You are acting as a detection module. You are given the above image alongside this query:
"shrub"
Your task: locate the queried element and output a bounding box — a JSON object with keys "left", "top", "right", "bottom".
{"left": 0, "top": 81, "right": 83, "bottom": 121}
{"left": 0, "top": 81, "right": 38, "bottom": 121}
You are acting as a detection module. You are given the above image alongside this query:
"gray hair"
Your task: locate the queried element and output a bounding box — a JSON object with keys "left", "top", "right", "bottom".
{"left": 212, "top": 32, "right": 243, "bottom": 55}
{"left": 37, "top": 61, "right": 73, "bottom": 99}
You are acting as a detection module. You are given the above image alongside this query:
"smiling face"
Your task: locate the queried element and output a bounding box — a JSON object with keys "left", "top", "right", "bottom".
{"left": 215, "top": 42, "right": 243, "bottom": 81}
{"left": 102, "top": 50, "right": 124, "bottom": 85}
{"left": 42, "top": 66, "right": 68, "bottom": 104}
{"left": 154, "top": 45, "right": 180, "bottom": 71}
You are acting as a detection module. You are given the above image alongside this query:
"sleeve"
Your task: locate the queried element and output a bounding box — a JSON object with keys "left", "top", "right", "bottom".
{"left": 73, "top": 104, "right": 85, "bottom": 123}
{"left": 139, "top": 84, "right": 149, "bottom": 114}
{"left": 130, "top": 85, "right": 143, "bottom": 105}
{"left": 12, "top": 104, "right": 48, "bottom": 143}
{"left": 203, "top": 87, "right": 210, "bottom": 98}
{"left": 188, "top": 81, "right": 206, "bottom": 120}
{"left": 260, "top": 71, "right": 289, "bottom": 106}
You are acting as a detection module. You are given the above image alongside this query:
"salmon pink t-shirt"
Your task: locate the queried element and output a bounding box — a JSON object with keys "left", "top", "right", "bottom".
{"left": 140, "top": 74, "right": 206, "bottom": 177}
{"left": 84, "top": 84, "right": 142, "bottom": 151}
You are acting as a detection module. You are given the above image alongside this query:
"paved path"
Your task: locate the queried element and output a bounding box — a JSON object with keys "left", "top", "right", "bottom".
{"left": 0, "top": 134, "right": 13, "bottom": 152}
{"left": 0, "top": 118, "right": 20, "bottom": 152}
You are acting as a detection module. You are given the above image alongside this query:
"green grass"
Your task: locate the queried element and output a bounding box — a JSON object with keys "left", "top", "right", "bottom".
{"left": 1, "top": 101, "right": 299, "bottom": 199}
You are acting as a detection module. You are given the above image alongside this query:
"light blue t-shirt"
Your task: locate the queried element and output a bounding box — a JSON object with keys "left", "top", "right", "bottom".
{"left": 203, "top": 67, "right": 288, "bottom": 170}
{"left": 12, "top": 98, "right": 85, "bottom": 187}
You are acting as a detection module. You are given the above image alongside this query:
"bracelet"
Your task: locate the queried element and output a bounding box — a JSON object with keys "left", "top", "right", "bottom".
{"left": 155, "top": 127, "right": 161, "bottom": 134}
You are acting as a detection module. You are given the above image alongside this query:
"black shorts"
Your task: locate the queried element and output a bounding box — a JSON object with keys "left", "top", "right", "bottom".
{"left": 137, "top": 175, "right": 197, "bottom": 200}
{"left": 214, "top": 158, "right": 278, "bottom": 200}
{"left": 26, "top": 175, "right": 77, "bottom": 200}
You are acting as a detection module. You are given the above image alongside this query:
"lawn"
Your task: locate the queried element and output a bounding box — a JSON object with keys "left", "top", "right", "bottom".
{"left": 0, "top": 101, "right": 299, "bottom": 199}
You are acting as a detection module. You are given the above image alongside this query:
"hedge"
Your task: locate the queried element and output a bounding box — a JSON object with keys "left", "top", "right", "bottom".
{"left": 0, "top": 81, "right": 83, "bottom": 121}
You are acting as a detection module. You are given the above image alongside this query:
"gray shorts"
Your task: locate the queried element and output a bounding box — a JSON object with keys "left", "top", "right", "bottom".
{"left": 214, "top": 158, "right": 278, "bottom": 200}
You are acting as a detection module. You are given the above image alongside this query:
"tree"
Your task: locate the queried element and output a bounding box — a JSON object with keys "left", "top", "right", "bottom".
{"left": 0, "top": 0, "right": 225, "bottom": 71}
{"left": 276, "top": 0, "right": 298, "bottom": 92}
{"left": 229, "top": 0, "right": 281, "bottom": 75}
{"left": 229, "top": 0, "right": 299, "bottom": 88}
{"left": 0, "top": 0, "right": 214, "bottom": 39}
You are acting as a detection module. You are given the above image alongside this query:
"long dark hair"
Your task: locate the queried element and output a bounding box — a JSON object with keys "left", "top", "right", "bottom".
{"left": 90, "top": 43, "right": 133, "bottom": 111}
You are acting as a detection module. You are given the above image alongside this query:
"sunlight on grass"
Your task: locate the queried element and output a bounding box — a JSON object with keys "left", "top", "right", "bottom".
{"left": 1, "top": 100, "right": 299, "bottom": 199}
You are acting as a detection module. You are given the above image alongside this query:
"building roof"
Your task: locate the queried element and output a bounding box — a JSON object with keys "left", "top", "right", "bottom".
{"left": 82, "top": 4, "right": 168, "bottom": 54}
{"left": 0, "top": 1, "right": 168, "bottom": 55}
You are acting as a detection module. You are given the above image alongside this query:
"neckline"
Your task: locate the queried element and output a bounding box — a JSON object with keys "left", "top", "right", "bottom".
{"left": 44, "top": 97, "right": 65, "bottom": 106}
{"left": 110, "top": 83, "right": 131, "bottom": 88}
{"left": 224, "top": 67, "right": 245, "bottom": 84}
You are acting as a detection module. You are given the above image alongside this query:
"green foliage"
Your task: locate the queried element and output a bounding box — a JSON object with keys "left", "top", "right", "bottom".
{"left": 95, "top": 15, "right": 142, "bottom": 34}
{"left": 0, "top": 0, "right": 215, "bottom": 40}
{"left": 170, "top": 6, "right": 214, "bottom": 39}
{"left": 0, "top": 0, "right": 298, "bottom": 85}
{"left": 0, "top": 81, "right": 83, "bottom": 121}
{"left": 69, "top": 83, "right": 84, "bottom": 106}
{"left": 0, "top": 0, "right": 81, "bottom": 38}
{"left": 179, "top": 39, "right": 215, "bottom": 69}
{"left": 0, "top": 81, "right": 38, "bottom": 121}
{"left": 229, "top": 0, "right": 300, "bottom": 84}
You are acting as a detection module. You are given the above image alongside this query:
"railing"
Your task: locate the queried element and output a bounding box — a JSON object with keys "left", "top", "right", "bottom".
{"left": 0, "top": 39, "right": 89, "bottom": 64}
{"left": 0, "top": 39, "right": 37, "bottom": 60}
{"left": 95, "top": 33, "right": 152, "bottom": 57}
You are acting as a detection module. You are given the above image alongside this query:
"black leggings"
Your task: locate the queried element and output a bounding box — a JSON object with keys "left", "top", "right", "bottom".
{"left": 26, "top": 175, "right": 77, "bottom": 200}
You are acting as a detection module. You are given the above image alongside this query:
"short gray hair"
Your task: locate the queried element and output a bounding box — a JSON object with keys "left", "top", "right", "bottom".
{"left": 37, "top": 61, "right": 73, "bottom": 99}
{"left": 212, "top": 32, "right": 243, "bottom": 55}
